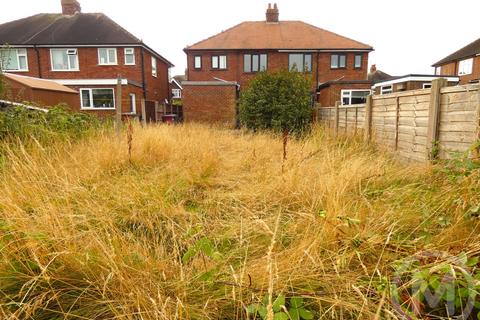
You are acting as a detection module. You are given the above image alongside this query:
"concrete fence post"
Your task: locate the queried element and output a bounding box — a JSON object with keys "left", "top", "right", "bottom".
{"left": 426, "top": 78, "right": 447, "bottom": 160}
{"left": 364, "top": 95, "right": 373, "bottom": 142}
{"left": 141, "top": 98, "right": 147, "bottom": 126}
{"left": 334, "top": 101, "right": 340, "bottom": 136}
{"left": 115, "top": 76, "right": 123, "bottom": 135}
{"left": 474, "top": 84, "right": 480, "bottom": 158}
{"left": 394, "top": 96, "right": 400, "bottom": 151}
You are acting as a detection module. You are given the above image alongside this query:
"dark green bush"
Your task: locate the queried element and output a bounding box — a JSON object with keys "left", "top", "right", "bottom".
{"left": 239, "top": 70, "right": 313, "bottom": 135}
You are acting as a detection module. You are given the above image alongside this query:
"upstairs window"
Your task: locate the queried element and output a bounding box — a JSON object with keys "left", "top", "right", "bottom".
{"left": 435, "top": 66, "right": 442, "bottom": 75}
{"left": 0, "top": 48, "right": 28, "bottom": 71}
{"left": 212, "top": 55, "right": 227, "bottom": 70}
{"left": 98, "top": 48, "right": 117, "bottom": 65}
{"left": 124, "top": 48, "right": 135, "bottom": 65}
{"left": 51, "top": 48, "right": 79, "bottom": 71}
{"left": 458, "top": 58, "right": 473, "bottom": 76}
{"left": 151, "top": 57, "right": 157, "bottom": 77}
{"left": 80, "top": 88, "right": 115, "bottom": 109}
{"left": 341, "top": 90, "right": 370, "bottom": 105}
{"left": 380, "top": 85, "right": 393, "bottom": 95}
{"left": 244, "top": 54, "right": 268, "bottom": 73}
{"left": 331, "top": 54, "right": 346, "bottom": 69}
{"left": 354, "top": 54, "right": 362, "bottom": 69}
{"left": 288, "top": 53, "right": 312, "bottom": 72}
{"left": 194, "top": 55, "right": 202, "bottom": 69}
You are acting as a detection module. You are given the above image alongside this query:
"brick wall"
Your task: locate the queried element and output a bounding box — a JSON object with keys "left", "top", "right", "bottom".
{"left": 7, "top": 46, "right": 170, "bottom": 108}
{"left": 183, "top": 82, "right": 237, "bottom": 125}
{"left": 186, "top": 50, "right": 368, "bottom": 91}
{"left": 438, "top": 56, "right": 480, "bottom": 85}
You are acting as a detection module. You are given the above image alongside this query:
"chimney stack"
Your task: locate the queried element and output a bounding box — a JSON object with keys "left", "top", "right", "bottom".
{"left": 61, "top": 0, "right": 81, "bottom": 15}
{"left": 370, "top": 64, "right": 377, "bottom": 73}
{"left": 266, "top": 3, "right": 279, "bottom": 23}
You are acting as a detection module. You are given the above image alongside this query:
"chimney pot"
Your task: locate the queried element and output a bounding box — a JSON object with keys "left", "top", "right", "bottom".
{"left": 370, "top": 64, "right": 377, "bottom": 73}
{"left": 266, "top": 3, "right": 279, "bottom": 23}
{"left": 61, "top": 0, "right": 81, "bottom": 15}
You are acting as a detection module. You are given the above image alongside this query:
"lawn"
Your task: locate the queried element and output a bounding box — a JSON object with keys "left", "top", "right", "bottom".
{"left": 0, "top": 123, "right": 479, "bottom": 319}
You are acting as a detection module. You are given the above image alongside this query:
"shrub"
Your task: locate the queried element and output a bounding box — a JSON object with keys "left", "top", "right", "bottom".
{"left": 0, "top": 104, "right": 102, "bottom": 143}
{"left": 239, "top": 70, "right": 313, "bottom": 136}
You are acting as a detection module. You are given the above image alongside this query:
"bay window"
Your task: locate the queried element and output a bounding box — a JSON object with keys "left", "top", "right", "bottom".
{"left": 0, "top": 48, "right": 28, "bottom": 71}
{"left": 51, "top": 48, "right": 79, "bottom": 71}
{"left": 80, "top": 88, "right": 115, "bottom": 109}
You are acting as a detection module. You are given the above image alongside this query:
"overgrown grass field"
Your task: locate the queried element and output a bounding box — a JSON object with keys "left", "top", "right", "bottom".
{"left": 0, "top": 123, "right": 479, "bottom": 319}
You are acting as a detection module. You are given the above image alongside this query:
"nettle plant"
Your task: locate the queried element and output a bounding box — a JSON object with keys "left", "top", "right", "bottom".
{"left": 247, "top": 295, "right": 314, "bottom": 320}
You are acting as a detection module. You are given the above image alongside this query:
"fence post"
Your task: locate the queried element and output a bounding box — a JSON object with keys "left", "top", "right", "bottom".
{"left": 426, "top": 78, "right": 447, "bottom": 160}
{"left": 115, "top": 76, "right": 123, "bottom": 135}
{"left": 141, "top": 98, "right": 147, "bottom": 126}
{"left": 154, "top": 101, "right": 159, "bottom": 122}
{"left": 394, "top": 96, "right": 400, "bottom": 151}
{"left": 334, "top": 101, "right": 340, "bottom": 136}
{"left": 474, "top": 85, "right": 480, "bottom": 158}
{"left": 364, "top": 95, "right": 373, "bottom": 142}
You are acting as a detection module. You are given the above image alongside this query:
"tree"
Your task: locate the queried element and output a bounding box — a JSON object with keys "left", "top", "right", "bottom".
{"left": 239, "top": 69, "right": 313, "bottom": 137}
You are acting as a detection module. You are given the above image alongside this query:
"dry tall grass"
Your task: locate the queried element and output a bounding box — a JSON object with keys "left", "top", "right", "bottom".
{"left": 0, "top": 124, "right": 479, "bottom": 319}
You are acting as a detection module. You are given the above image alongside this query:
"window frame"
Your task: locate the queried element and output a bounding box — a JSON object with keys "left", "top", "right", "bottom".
{"left": 354, "top": 54, "right": 362, "bottom": 69}
{"left": 80, "top": 88, "right": 116, "bottom": 110}
{"left": 50, "top": 48, "right": 79, "bottom": 71}
{"left": 194, "top": 55, "right": 202, "bottom": 70}
{"left": 172, "top": 88, "right": 181, "bottom": 99}
{"left": 331, "top": 54, "right": 347, "bottom": 69}
{"left": 211, "top": 55, "right": 227, "bottom": 70}
{"left": 129, "top": 93, "right": 136, "bottom": 114}
{"left": 243, "top": 53, "right": 268, "bottom": 73}
{"left": 380, "top": 85, "right": 393, "bottom": 95}
{"left": 0, "top": 48, "right": 29, "bottom": 72}
{"left": 98, "top": 48, "right": 118, "bottom": 65}
{"left": 341, "top": 89, "right": 371, "bottom": 105}
{"left": 288, "top": 53, "right": 312, "bottom": 73}
{"left": 435, "top": 66, "right": 442, "bottom": 75}
{"left": 422, "top": 83, "right": 432, "bottom": 89}
{"left": 458, "top": 58, "right": 473, "bottom": 76}
{"left": 151, "top": 56, "right": 157, "bottom": 77}
{"left": 124, "top": 48, "right": 135, "bottom": 65}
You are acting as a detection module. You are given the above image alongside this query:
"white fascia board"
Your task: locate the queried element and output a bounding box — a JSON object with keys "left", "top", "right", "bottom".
{"left": 54, "top": 79, "right": 128, "bottom": 85}
{"left": 171, "top": 78, "right": 183, "bottom": 90}
{"left": 278, "top": 49, "right": 371, "bottom": 53}
{"left": 372, "top": 76, "right": 460, "bottom": 88}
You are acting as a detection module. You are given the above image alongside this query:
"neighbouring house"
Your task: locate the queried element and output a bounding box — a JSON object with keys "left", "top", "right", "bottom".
{"left": 0, "top": 0, "right": 173, "bottom": 120}
{"left": 372, "top": 74, "right": 459, "bottom": 95}
{"left": 1, "top": 73, "right": 79, "bottom": 107}
{"left": 171, "top": 75, "right": 184, "bottom": 101}
{"left": 182, "top": 3, "right": 373, "bottom": 124}
{"left": 433, "top": 37, "right": 480, "bottom": 85}
{"left": 166, "top": 75, "right": 184, "bottom": 121}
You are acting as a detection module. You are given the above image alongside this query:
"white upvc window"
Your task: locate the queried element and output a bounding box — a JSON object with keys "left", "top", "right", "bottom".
{"left": 422, "top": 83, "right": 432, "bottom": 89}
{"left": 435, "top": 66, "right": 442, "bottom": 75}
{"left": 0, "top": 48, "right": 28, "bottom": 71}
{"left": 98, "top": 48, "right": 117, "bottom": 65}
{"left": 151, "top": 56, "right": 157, "bottom": 77}
{"left": 380, "top": 85, "right": 393, "bottom": 95}
{"left": 172, "top": 88, "right": 181, "bottom": 99}
{"left": 458, "top": 58, "right": 473, "bottom": 76}
{"left": 124, "top": 48, "right": 135, "bottom": 65}
{"left": 50, "top": 48, "right": 79, "bottom": 71}
{"left": 341, "top": 89, "right": 371, "bottom": 105}
{"left": 80, "top": 88, "right": 115, "bottom": 109}
{"left": 194, "top": 55, "right": 202, "bottom": 69}
{"left": 129, "top": 93, "right": 136, "bottom": 113}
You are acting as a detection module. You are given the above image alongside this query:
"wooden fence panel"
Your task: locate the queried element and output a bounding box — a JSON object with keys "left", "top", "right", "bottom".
{"left": 316, "top": 83, "right": 480, "bottom": 162}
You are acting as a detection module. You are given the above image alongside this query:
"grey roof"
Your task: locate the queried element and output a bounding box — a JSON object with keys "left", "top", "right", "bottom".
{"left": 0, "top": 13, "right": 173, "bottom": 66}
{"left": 433, "top": 38, "right": 480, "bottom": 66}
{"left": 368, "top": 69, "right": 393, "bottom": 84}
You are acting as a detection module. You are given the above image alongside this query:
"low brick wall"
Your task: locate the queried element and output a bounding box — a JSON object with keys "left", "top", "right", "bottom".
{"left": 182, "top": 81, "right": 238, "bottom": 126}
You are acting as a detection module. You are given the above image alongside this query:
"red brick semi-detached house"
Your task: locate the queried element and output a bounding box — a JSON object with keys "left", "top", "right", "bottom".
{"left": 0, "top": 0, "right": 173, "bottom": 120}
{"left": 182, "top": 3, "right": 374, "bottom": 124}
{"left": 432, "top": 37, "right": 480, "bottom": 85}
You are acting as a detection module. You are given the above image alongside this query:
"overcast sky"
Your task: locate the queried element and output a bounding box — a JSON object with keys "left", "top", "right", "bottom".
{"left": 1, "top": 0, "right": 479, "bottom": 77}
